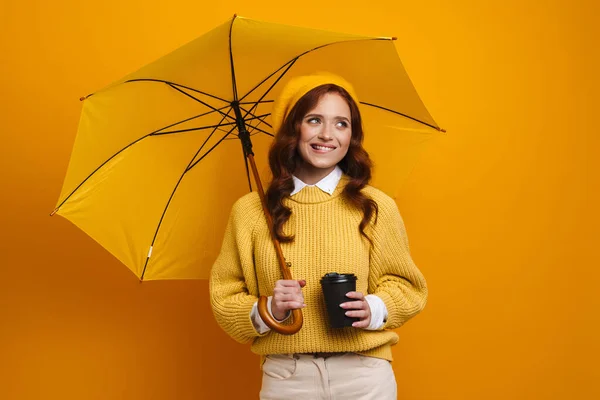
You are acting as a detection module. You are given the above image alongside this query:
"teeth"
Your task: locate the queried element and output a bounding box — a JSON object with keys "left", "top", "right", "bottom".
{"left": 313, "top": 145, "right": 334, "bottom": 151}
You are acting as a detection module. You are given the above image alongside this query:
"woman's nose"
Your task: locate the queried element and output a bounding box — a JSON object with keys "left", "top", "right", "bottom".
{"left": 318, "top": 123, "right": 333, "bottom": 140}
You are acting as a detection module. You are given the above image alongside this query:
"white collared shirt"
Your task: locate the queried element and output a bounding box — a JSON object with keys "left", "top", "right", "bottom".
{"left": 250, "top": 165, "right": 388, "bottom": 333}
{"left": 290, "top": 165, "right": 343, "bottom": 196}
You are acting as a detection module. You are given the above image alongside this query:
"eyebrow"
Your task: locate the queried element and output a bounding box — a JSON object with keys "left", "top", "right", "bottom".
{"left": 304, "top": 113, "right": 351, "bottom": 123}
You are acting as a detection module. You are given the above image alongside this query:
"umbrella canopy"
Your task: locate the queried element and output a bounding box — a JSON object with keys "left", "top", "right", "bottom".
{"left": 53, "top": 15, "right": 443, "bottom": 281}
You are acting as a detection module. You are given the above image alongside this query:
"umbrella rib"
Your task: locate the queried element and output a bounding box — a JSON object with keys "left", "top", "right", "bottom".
{"left": 125, "top": 79, "right": 229, "bottom": 104}
{"left": 240, "top": 107, "right": 274, "bottom": 139}
{"left": 51, "top": 106, "right": 231, "bottom": 215}
{"left": 239, "top": 108, "right": 272, "bottom": 130}
{"left": 166, "top": 83, "right": 235, "bottom": 122}
{"left": 239, "top": 57, "right": 298, "bottom": 106}
{"left": 223, "top": 132, "right": 261, "bottom": 140}
{"left": 151, "top": 121, "right": 236, "bottom": 136}
{"left": 360, "top": 102, "right": 442, "bottom": 131}
{"left": 149, "top": 105, "right": 231, "bottom": 135}
{"left": 228, "top": 15, "right": 239, "bottom": 101}
{"left": 239, "top": 106, "right": 272, "bottom": 128}
{"left": 245, "top": 122, "right": 274, "bottom": 137}
{"left": 215, "top": 125, "right": 234, "bottom": 134}
{"left": 140, "top": 114, "right": 235, "bottom": 280}
{"left": 237, "top": 58, "right": 297, "bottom": 135}
{"left": 245, "top": 112, "right": 271, "bottom": 122}
{"left": 239, "top": 37, "right": 388, "bottom": 102}
{"left": 186, "top": 125, "right": 237, "bottom": 172}
{"left": 51, "top": 134, "right": 148, "bottom": 215}
{"left": 239, "top": 100, "right": 274, "bottom": 105}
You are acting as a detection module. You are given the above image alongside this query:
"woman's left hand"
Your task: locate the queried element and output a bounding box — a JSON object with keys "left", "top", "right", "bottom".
{"left": 340, "top": 292, "right": 371, "bottom": 328}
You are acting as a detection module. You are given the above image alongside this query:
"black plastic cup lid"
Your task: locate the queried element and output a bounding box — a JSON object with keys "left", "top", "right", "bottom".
{"left": 320, "top": 272, "right": 357, "bottom": 283}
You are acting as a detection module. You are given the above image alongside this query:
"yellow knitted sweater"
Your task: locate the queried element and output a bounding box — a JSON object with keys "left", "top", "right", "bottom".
{"left": 209, "top": 175, "right": 427, "bottom": 361}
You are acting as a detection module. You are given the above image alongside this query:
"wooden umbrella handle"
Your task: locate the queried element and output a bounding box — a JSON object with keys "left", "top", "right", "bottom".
{"left": 257, "top": 296, "right": 304, "bottom": 335}
{"left": 247, "top": 154, "right": 303, "bottom": 335}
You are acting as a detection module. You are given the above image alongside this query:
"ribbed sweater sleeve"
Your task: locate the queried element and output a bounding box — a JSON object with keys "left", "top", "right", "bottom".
{"left": 209, "top": 194, "right": 267, "bottom": 344}
{"left": 368, "top": 192, "right": 428, "bottom": 330}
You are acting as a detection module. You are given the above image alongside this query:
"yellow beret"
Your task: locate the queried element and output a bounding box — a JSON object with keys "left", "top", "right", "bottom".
{"left": 270, "top": 72, "right": 360, "bottom": 135}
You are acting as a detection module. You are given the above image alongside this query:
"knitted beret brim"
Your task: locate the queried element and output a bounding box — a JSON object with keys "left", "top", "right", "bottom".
{"left": 270, "top": 72, "right": 360, "bottom": 135}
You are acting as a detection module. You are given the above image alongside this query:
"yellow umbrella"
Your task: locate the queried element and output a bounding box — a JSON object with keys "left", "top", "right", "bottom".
{"left": 52, "top": 15, "right": 443, "bottom": 284}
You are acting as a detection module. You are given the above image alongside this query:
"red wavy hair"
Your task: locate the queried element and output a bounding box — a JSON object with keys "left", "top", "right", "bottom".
{"left": 266, "top": 83, "right": 378, "bottom": 243}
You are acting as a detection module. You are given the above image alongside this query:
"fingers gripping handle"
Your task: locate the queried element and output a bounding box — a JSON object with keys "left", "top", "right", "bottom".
{"left": 257, "top": 295, "right": 304, "bottom": 335}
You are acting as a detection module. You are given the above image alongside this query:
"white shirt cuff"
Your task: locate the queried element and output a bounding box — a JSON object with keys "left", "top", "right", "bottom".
{"left": 365, "top": 294, "right": 388, "bottom": 330}
{"left": 250, "top": 296, "right": 291, "bottom": 334}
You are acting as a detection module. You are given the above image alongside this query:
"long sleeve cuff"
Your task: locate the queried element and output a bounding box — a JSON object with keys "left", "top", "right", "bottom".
{"left": 250, "top": 296, "right": 291, "bottom": 334}
{"left": 364, "top": 294, "right": 388, "bottom": 330}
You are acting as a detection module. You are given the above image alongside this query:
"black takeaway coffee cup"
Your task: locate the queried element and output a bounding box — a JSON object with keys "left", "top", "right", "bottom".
{"left": 320, "top": 272, "right": 358, "bottom": 328}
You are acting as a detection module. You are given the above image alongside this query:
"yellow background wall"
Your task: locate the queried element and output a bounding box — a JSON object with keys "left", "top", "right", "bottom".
{"left": 1, "top": 0, "right": 598, "bottom": 398}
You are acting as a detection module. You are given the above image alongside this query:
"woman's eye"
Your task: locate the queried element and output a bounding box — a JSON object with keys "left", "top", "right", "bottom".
{"left": 337, "top": 121, "right": 349, "bottom": 128}
{"left": 307, "top": 117, "right": 320, "bottom": 124}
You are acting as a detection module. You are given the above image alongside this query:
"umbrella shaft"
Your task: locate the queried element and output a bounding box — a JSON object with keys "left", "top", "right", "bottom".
{"left": 231, "top": 101, "right": 254, "bottom": 156}
{"left": 249, "top": 152, "right": 302, "bottom": 334}
{"left": 246, "top": 154, "right": 292, "bottom": 280}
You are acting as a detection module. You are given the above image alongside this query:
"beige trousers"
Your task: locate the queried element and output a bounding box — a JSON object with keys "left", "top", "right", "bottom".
{"left": 259, "top": 353, "right": 397, "bottom": 400}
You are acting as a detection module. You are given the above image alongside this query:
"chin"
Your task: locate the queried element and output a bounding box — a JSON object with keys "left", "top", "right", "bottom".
{"left": 310, "top": 161, "right": 338, "bottom": 170}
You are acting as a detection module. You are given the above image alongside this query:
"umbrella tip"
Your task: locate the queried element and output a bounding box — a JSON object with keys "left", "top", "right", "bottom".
{"left": 439, "top": 127, "right": 447, "bottom": 133}
{"left": 79, "top": 96, "right": 86, "bottom": 102}
{"left": 50, "top": 208, "right": 58, "bottom": 216}
{"left": 233, "top": 13, "right": 237, "bottom": 18}
{"left": 391, "top": 37, "right": 397, "bottom": 41}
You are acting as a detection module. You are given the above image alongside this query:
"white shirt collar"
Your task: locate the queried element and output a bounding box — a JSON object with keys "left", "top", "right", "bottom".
{"left": 291, "top": 165, "right": 343, "bottom": 196}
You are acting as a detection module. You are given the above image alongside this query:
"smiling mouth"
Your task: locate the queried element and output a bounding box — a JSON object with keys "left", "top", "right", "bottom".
{"left": 311, "top": 144, "right": 336, "bottom": 152}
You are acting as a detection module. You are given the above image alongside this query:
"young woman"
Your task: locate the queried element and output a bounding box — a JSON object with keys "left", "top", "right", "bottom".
{"left": 210, "top": 73, "right": 427, "bottom": 399}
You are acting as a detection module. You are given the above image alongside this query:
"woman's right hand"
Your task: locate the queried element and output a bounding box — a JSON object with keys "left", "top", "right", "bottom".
{"left": 271, "top": 279, "right": 307, "bottom": 321}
